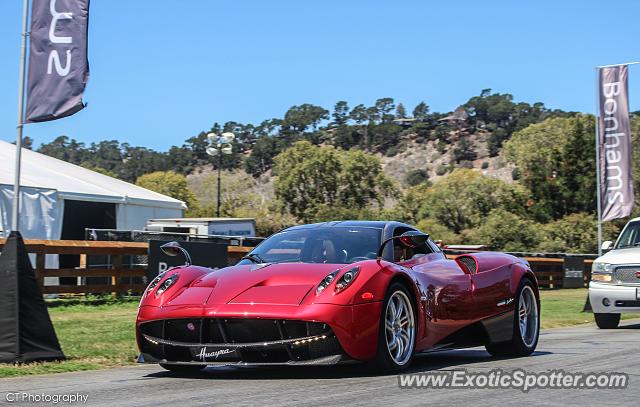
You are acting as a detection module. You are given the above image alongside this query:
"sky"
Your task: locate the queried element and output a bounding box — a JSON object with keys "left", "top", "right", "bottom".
{"left": 1, "top": 0, "right": 640, "bottom": 151}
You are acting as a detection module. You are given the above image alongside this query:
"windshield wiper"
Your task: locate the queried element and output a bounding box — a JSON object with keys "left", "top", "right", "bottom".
{"left": 242, "top": 253, "right": 267, "bottom": 264}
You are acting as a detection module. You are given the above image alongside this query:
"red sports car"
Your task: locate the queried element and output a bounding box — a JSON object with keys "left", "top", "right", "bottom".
{"left": 136, "top": 221, "right": 540, "bottom": 373}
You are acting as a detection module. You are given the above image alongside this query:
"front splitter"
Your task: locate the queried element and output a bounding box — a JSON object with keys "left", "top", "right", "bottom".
{"left": 138, "top": 353, "right": 348, "bottom": 366}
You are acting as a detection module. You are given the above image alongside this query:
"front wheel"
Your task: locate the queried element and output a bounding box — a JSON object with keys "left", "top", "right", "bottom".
{"left": 486, "top": 278, "right": 539, "bottom": 357}
{"left": 372, "top": 283, "right": 417, "bottom": 373}
{"left": 594, "top": 313, "right": 620, "bottom": 329}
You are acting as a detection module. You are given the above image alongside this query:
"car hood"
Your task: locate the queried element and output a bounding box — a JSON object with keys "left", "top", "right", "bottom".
{"left": 596, "top": 247, "right": 640, "bottom": 265}
{"left": 165, "top": 262, "right": 346, "bottom": 306}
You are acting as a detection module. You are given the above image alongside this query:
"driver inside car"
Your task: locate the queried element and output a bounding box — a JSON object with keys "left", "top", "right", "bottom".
{"left": 394, "top": 240, "right": 414, "bottom": 262}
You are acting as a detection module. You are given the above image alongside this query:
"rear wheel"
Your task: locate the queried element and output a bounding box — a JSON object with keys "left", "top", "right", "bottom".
{"left": 486, "top": 278, "right": 539, "bottom": 357}
{"left": 594, "top": 313, "right": 620, "bottom": 329}
{"left": 159, "top": 363, "right": 206, "bottom": 374}
{"left": 372, "top": 283, "right": 417, "bottom": 373}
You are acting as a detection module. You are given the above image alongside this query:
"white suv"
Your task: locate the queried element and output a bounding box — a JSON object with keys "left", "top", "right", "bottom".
{"left": 589, "top": 217, "right": 640, "bottom": 328}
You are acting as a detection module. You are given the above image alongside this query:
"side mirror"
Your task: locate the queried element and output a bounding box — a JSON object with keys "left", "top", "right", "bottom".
{"left": 601, "top": 241, "right": 614, "bottom": 252}
{"left": 160, "top": 241, "right": 192, "bottom": 266}
{"left": 398, "top": 230, "right": 430, "bottom": 248}
{"left": 376, "top": 231, "right": 430, "bottom": 259}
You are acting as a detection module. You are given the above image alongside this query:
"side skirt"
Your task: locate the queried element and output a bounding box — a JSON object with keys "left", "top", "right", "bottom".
{"left": 423, "top": 310, "right": 515, "bottom": 351}
{"left": 480, "top": 310, "right": 515, "bottom": 344}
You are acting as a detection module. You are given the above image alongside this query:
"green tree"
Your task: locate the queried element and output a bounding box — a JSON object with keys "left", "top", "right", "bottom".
{"left": 396, "top": 169, "right": 530, "bottom": 233}
{"left": 404, "top": 169, "right": 429, "bottom": 187}
{"left": 349, "top": 104, "right": 372, "bottom": 148}
{"left": 452, "top": 136, "right": 477, "bottom": 163}
{"left": 244, "top": 136, "right": 282, "bottom": 177}
{"left": 282, "top": 104, "right": 329, "bottom": 136}
{"left": 465, "top": 209, "right": 541, "bottom": 251}
{"left": 415, "top": 218, "right": 460, "bottom": 245}
{"left": 412, "top": 102, "right": 430, "bottom": 120}
{"left": 332, "top": 101, "right": 350, "bottom": 126}
{"left": 136, "top": 171, "right": 198, "bottom": 211}
{"left": 503, "top": 115, "right": 595, "bottom": 220}
{"left": 537, "top": 213, "right": 619, "bottom": 254}
{"left": 395, "top": 103, "right": 407, "bottom": 119}
{"left": 80, "top": 163, "right": 119, "bottom": 178}
{"left": 38, "top": 135, "right": 87, "bottom": 164}
{"left": 375, "top": 98, "right": 396, "bottom": 123}
{"left": 273, "top": 141, "right": 341, "bottom": 221}
{"left": 21, "top": 136, "right": 33, "bottom": 150}
{"left": 369, "top": 122, "right": 402, "bottom": 154}
{"left": 273, "top": 141, "right": 395, "bottom": 222}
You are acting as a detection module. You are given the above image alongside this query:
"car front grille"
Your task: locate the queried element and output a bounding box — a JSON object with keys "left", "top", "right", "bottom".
{"left": 613, "top": 265, "right": 640, "bottom": 285}
{"left": 139, "top": 318, "right": 343, "bottom": 364}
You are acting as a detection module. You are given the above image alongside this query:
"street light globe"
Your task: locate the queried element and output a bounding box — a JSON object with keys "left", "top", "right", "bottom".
{"left": 206, "top": 133, "right": 218, "bottom": 142}
{"left": 206, "top": 146, "right": 219, "bottom": 156}
{"left": 221, "top": 132, "right": 235, "bottom": 143}
{"left": 221, "top": 146, "right": 233, "bottom": 155}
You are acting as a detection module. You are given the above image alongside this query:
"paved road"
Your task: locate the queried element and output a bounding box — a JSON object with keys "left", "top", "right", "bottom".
{"left": 2, "top": 320, "right": 640, "bottom": 407}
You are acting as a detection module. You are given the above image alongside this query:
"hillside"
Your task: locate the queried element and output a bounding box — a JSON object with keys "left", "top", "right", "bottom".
{"left": 29, "top": 90, "right": 640, "bottom": 252}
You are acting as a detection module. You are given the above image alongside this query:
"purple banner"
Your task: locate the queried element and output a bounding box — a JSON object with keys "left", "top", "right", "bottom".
{"left": 598, "top": 65, "right": 634, "bottom": 221}
{"left": 25, "top": 0, "right": 90, "bottom": 123}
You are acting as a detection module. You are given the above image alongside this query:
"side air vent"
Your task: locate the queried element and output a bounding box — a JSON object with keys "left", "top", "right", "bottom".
{"left": 457, "top": 256, "right": 477, "bottom": 274}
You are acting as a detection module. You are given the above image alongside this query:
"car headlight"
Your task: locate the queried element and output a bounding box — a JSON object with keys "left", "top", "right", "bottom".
{"left": 155, "top": 273, "right": 179, "bottom": 297}
{"left": 334, "top": 267, "right": 360, "bottom": 292}
{"left": 147, "top": 272, "right": 165, "bottom": 291}
{"left": 316, "top": 270, "right": 338, "bottom": 295}
{"left": 591, "top": 262, "right": 613, "bottom": 282}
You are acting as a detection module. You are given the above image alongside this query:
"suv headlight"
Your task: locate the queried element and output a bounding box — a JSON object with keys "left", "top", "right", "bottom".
{"left": 591, "top": 262, "right": 613, "bottom": 282}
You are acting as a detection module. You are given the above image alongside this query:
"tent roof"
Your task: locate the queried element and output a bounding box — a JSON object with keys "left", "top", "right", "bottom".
{"left": 0, "top": 140, "right": 186, "bottom": 210}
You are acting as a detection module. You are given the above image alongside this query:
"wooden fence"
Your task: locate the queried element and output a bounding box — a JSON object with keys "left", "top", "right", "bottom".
{"left": 0, "top": 239, "right": 592, "bottom": 295}
{"left": 0, "top": 239, "right": 148, "bottom": 295}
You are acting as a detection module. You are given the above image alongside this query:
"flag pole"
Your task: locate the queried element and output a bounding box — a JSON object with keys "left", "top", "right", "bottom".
{"left": 594, "top": 67, "right": 603, "bottom": 256}
{"left": 12, "top": 0, "right": 30, "bottom": 232}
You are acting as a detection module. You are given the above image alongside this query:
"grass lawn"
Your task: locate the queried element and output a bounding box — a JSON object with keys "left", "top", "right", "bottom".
{"left": 0, "top": 297, "right": 139, "bottom": 378}
{"left": 1, "top": 289, "right": 639, "bottom": 378}
{"left": 540, "top": 288, "right": 640, "bottom": 328}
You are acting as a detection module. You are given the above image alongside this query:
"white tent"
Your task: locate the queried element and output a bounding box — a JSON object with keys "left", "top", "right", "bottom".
{"left": 0, "top": 140, "right": 186, "bottom": 242}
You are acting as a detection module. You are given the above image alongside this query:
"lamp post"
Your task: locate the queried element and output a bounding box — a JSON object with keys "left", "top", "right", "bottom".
{"left": 206, "top": 132, "right": 235, "bottom": 218}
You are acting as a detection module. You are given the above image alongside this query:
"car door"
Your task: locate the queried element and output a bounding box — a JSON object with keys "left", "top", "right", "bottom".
{"left": 393, "top": 226, "right": 475, "bottom": 347}
{"left": 468, "top": 259, "right": 513, "bottom": 320}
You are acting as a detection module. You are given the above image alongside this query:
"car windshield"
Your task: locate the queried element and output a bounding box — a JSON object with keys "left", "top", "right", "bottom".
{"left": 241, "top": 227, "right": 382, "bottom": 264}
{"left": 615, "top": 221, "right": 640, "bottom": 249}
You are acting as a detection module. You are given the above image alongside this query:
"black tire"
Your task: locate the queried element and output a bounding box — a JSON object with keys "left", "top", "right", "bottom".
{"left": 159, "top": 363, "right": 206, "bottom": 374}
{"left": 486, "top": 277, "right": 540, "bottom": 357}
{"left": 594, "top": 313, "right": 620, "bottom": 329}
{"left": 372, "top": 282, "right": 417, "bottom": 373}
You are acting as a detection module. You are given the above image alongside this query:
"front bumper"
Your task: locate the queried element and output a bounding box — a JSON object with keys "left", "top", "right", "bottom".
{"left": 589, "top": 281, "right": 640, "bottom": 313}
{"left": 136, "top": 301, "right": 383, "bottom": 365}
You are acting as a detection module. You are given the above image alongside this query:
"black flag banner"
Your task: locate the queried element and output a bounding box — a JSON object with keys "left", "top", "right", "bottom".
{"left": 25, "top": 0, "right": 90, "bottom": 123}
{"left": 598, "top": 66, "right": 635, "bottom": 222}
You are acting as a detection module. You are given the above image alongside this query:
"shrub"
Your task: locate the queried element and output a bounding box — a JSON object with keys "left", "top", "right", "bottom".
{"left": 405, "top": 169, "right": 429, "bottom": 186}
{"left": 435, "top": 165, "right": 448, "bottom": 176}
{"left": 465, "top": 209, "right": 541, "bottom": 251}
